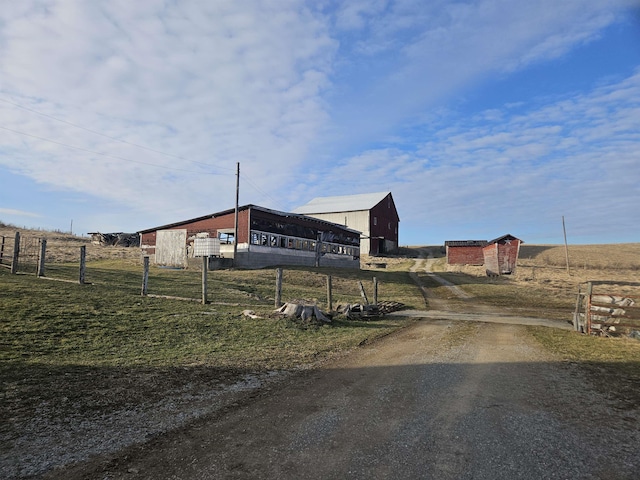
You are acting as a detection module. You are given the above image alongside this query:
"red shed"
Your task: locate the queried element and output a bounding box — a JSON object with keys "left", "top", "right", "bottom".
{"left": 482, "top": 234, "right": 523, "bottom": 276}
{"left": 445, "top": 240, "right": 487, "bottom": 265}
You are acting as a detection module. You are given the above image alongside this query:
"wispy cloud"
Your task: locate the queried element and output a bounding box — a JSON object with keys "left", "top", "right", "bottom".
{"left": 318, "top": 69, "right": 640, "bottom": 243}
{"left": 0, "top": 208, "right": 41, "bottom": 218}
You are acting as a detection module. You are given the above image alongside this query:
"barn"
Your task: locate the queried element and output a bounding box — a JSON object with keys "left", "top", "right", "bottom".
{"left": 293, "top": 192, "right": 399, "bottom": 256}
{"left": 444, "top": 240, "right": 487, "bottom": 265}
{"left": 482, "top": 234, "right": 523, "bottom": 276}
{"left": 138, "top": 205, "right": 361, "bottom": 269}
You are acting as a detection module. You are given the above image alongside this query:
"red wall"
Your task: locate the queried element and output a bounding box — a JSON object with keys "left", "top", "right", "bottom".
{"left": 369, "top": 193, "right": 399, "bottom": 251}
{"left": 447, "top": 246, "right": 485, "bottom": 265}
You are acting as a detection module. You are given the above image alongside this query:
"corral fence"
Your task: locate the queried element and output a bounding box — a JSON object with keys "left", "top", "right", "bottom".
{"left": 1, "top": 232, "right": 89, "bottom": 283}
{"left": 573, "top": 281, "right": 640, "bottom": 337}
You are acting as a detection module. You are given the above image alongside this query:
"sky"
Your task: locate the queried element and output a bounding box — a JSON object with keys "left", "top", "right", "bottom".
{"left": 1, "top": 0, "right": 639, "bottom": 246}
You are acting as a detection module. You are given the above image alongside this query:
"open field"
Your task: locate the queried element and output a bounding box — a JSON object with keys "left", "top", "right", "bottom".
{"left": 1, "top": 227, "right": 639, "bottom": 477}
{"left": 415, "top": 243, "right": 640, "bottom": 320}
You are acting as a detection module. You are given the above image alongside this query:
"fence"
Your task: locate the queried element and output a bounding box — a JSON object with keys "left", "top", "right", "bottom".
{"left": 573, "top": 281, "right": 640, "bottom": 337}
{"left": 1, "top": 232, "right": 89, "bottom": 284}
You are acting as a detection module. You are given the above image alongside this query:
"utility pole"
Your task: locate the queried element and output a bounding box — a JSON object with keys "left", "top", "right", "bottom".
{"left": 562, "top": 215, "right": 570, "bottom": 273}
{"left": 233, "top": 162, "right": 240, "bottom": 266}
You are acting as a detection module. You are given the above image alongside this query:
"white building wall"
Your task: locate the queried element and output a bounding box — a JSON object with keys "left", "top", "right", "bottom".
{"left": 301, "top": 210, "right": 370, "bottom": 254}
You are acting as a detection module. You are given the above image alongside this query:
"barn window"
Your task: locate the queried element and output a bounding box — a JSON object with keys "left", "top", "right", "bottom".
{"left": 270, "top": 235, "right": 278, "bottom": 247}
{"left": 373, "top": 216, "right": 377, "bottom": 226}
{"left": 251, "top": 232, "right": 260, "bottom": 245}
{"left": 388, "top": 222, "right": 391, "bottom": 230}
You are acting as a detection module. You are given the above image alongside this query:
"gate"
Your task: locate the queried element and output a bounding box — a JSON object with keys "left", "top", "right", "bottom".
{"left": 573, "top": 281, "right": 640, "bottom": 336}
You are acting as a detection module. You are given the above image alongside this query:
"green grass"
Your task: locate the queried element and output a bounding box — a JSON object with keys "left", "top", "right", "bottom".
{"left": 528, "top": 326, "right": 640, "bottom": 406}
{"left": 0, "top": 261, "right": 423, "bottom": 422}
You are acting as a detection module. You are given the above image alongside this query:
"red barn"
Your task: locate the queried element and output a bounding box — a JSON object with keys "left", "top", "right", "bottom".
{"left": 482, "top": 234, "right": 523, "bottom": 276}
{"left": 445, "top": 240, "right": 487, "bottom": 265}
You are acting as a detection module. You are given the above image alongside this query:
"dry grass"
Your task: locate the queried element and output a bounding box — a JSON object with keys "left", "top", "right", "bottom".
{"left": 439, "top": 243, "right": 640, "bottom": 320}
{"left": 0, "top": 225, "right": 141, "bottom": 265}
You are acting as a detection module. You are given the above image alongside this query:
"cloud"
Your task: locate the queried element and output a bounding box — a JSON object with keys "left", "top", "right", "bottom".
{"left": 0, "top": 1, "right": 336, "bottom": 224}
{"left": 325, "top": 0, "right": 634, "bottom": 147}
{"left": 315, "top": 69, "right": 640, "bottom": 243}
{"left": 0, "top": 208, "right": 42, "bottom": 218}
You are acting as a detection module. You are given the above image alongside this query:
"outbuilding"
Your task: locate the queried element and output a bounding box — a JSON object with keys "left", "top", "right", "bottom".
{"left": 444, "top": 240, "right": 487, "bottom": 265}
{"left": 482, "top": 234, "right": 523, "bottom": 276}
{"left": 138, "top": 205, "right": 361, "bottom": 269}
{"left": 293, "top": 192, "right": 399, "bottom": 256}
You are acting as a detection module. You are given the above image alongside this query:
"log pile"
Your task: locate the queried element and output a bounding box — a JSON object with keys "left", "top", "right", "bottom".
{"left": 339, "top": 301, "right": 405, "bottom": 319}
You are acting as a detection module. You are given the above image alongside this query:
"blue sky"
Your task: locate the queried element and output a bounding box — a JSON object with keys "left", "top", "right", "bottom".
{"left": 1, "top": 0, "right": 639, "bottom": 246}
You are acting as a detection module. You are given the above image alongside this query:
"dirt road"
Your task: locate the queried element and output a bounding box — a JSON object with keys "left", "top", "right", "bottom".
{"left": 49, "top": 319, "right": 638, "bottom": 480}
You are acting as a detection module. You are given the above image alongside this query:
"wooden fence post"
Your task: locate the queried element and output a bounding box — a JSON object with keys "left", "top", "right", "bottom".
{"left": 358, "top": 281, "right": 369, "bottom": 305}
{"left": 275, "top": 268, "right": 283, "bottom": 308}
{"left": 11, "top": 232, "right": 20, "bottom": 274}
{"left": 0, "top": 235, "right": 5, "bottom": 264}
{"left": 37, "top": 239, "right": 47, "bottom": 277}
{"left": 326, "top": 275, "right": 333, "bottom": 311}
{"left": 202, "top": 256, "right": 208, "bottom": 305}
{"left": 79, "top": 245, "right": 86, "bottom": 284}
{"left": 373, "top": 277, "right": 378, "bottom": 307}
{"left": 141, "top": 256, "right": 149, "bottom": 296}
{"left": 585, "top": 282, "right": 593, "bottom": 335}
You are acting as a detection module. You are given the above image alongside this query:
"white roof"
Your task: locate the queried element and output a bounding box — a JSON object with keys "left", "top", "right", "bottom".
{"left": 293, "top": 192, "right": 391, "bottom": 214}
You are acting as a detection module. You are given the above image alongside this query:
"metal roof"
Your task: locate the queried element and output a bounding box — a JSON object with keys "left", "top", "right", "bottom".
{"left": 444, "top": 240, "right": 487, "bottom": 247}
{"left": 293, "top": 192, "right": 391, "bottom": 214}
{"left": 137, "top": 204, "right": 361, "bottom": 235}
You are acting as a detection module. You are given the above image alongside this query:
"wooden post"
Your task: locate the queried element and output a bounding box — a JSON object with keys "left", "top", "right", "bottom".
{"left": 314, "top": 233, "right": 322, "bottom": 268}
{"left": 572, "top": 286, "right": 582, "bottom": 332}
{"left": 141, "top": 256, "right": 149, "bottom": 296}
{"left": 11, "top": 232, "right": 20, "bottom": 274}
{"left": 326, "top": 275, "right": 333, "bottom": 311}
{"left": 0, "top": 235, "right": 5, "bottom": 264}
{"left": 79, "top": 245, "right": 86, "bottom": 284}
{"left": 585, "top": 282, "right": 593, "bottom": 335}
{"left": 37, "top": 239, "right": 47, "bottom": 277}
{"left": 358, "top": 281, "right": 369, "bottom": 305}
{"left": 275, "top": 268, "right": 283, "bottom": 308}
{"left": 562, "top": 216, "right": 570, "bottom": 273}
{"left": 373, "top": 277, "right": 378, "bottom": 307}
{"left": 201, "top": 256, "right": 208, "bottom": 304}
